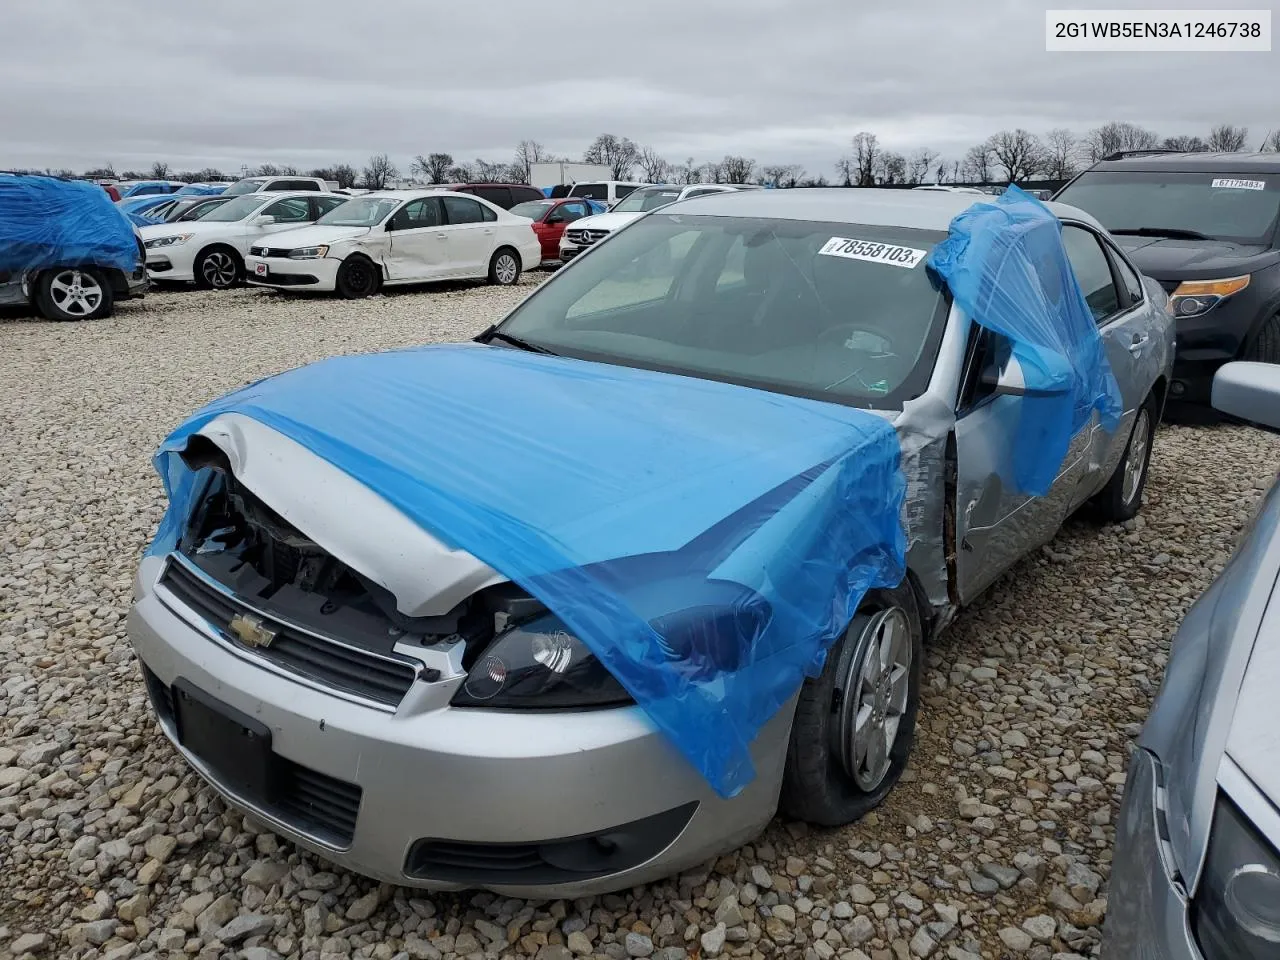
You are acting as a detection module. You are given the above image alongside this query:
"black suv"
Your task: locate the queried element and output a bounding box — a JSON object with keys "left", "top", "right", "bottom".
{"left": 1054, "top": 152, "right": 1280, "bottom": 416}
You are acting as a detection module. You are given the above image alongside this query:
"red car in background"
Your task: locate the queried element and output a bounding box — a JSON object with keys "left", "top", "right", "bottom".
{"left": 508, "top": 197, "right": 593, "bottom": 264}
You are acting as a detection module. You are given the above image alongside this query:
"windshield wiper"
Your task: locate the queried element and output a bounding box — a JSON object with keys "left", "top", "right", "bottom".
{"left": 476, "top": 326, "right": 557, "bottom": 355}
{"left": 1110, "top": 227, "right": 1213, "bottom": 241}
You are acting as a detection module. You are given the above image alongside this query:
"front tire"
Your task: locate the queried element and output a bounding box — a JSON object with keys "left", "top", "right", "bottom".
{"left": 1244, "top": 313, "right": 1280, "bottom": 364}
{"left": 35, "top": 268, "right": 113, "bottom": 321}
{"left": 194, "top": 247, "right": 242, "bottom": 290}
{"left": 1092, "top": 392, "right": 1156, "bottom": 522}
{"left": 488, "top": 248, "right": 521, "bottom": 286}
{"left": 335, "top": 256, "right": 381, "bottom": 299}
{"left": 780, "top": 583, "right": 923, "bottom": 827}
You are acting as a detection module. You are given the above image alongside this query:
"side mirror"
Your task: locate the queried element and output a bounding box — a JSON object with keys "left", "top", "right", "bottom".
{"left": 1213, "top": 361, "right": 1280, "bottom": 432}
{"left": 252, "top": 214, "right": 276, "bottom": 226}
{"left": 980, "top": 355, "right": 1065, "bottom": 399}
{"left": 384, "top": 219, "right": 396, "bottom": 232}
{"left": 546, "top": 214, "right": 566, "bottom": 225}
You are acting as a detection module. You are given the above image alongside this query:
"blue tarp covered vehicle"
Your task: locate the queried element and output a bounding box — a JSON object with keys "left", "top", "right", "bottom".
{"left": 0, "top": 174, "right": 147, "bottom": 320}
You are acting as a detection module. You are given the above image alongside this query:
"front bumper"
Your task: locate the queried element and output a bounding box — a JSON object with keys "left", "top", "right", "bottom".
{"left": 145, "top": 245, "right": 196, "bottom": 283}
{"left": 245, "top": 255, "right": 340, "bottom": 291}
{"left": 1101, "top": 749, "right": 1201, "bottom": 959}
{"left": 127, "top": 554, "right": 787, "bottom": 896}
{"left": 1167, "top": 292, "right": 1269, "bottom": 408}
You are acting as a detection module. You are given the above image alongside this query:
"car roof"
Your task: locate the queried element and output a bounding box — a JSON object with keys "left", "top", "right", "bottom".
{"left": 663, "top": 187, "right": 1104, "bottom": 232}
{"left": 445, "top": 182, "right": 536, "bottom": 189}
{"left": 1089, "top": 151, "right": 1280, "bottom": 173}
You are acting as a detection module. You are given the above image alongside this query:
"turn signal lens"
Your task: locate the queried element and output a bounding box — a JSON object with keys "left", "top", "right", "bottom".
{"left": 1167, "top": 275, "right": 1250, "bottom": 318}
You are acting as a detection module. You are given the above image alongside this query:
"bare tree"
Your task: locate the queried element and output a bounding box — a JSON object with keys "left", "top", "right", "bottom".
{"left": 797, "top": 173, "right": 830, "bottom": 187}
{"left": 148, "top": 161, "right": 170, "bottom": 179}
{"left": 468, "top": 159, "right": 507, "bottom": 183}
{"left": 834, "top": 157, "right": 855, "bottom": 187}
{"left": 760, "top": 164, "right": 803, "bottom": 188}
{"left": 1207, "top": 124, "right": 1249, "bottom": 151}
{"left": 331, "top": 164, "right": 357, "bottom": 189}
{"left": 950, "top": 159, "right": 962, "bottom": 183}
{"left": 636, "top": 146, "right": 670, "bottom": 182}
{"left": 988, "top": 129, "right": 1044, "bottom": 181}
{"left": 280, "top": 165, "right": 299, "bottom": 176}
{"left": 1083, "top": 121, "right": 1160, "bottom": 162}
{"left": 84, "top": 164, "right": 116, "bottom": 179}
{"left": 906, "top": 148, "right": 939, "bottom": 184}
{"left": 671, "top": 159, "right": 702, "bottom": 184}
{"left": 875, "top": 152, "right": 907, "bottom": 185}
{"left": 511, "top": 140, "right": 551, "bottom": 184}
{"left": 446, "top": 162, "right": 475, "bottom": 182}
{"left": 253, "top": 163, "right": 281, "bottom": 177}
{"left": 718, "top": 156, "right": 756, "bottom": 184}
{"left": 934, "top": 160, "right": 949, "bottom": 183}
{"left": 412, "top": 153, "right": 454, "bottom": 184}
{"left": 1161, "top": 135, "right": 1209, "bottom": 152}
{"left": 1263, "top": 130, "right": 1280, "bottom": 152}
{"left": 1041, "top": 128, "right": 1079, "bottom": 180}
{"left": 361, "top": 154, "right": 398, "bottom": 190}
{"left": 584, "top": 134, "right": 640, "bottom": 179}
{"left": 851, "top": 132, "right": 880, "bottom": 187}
{"left": 961, "top": 142, "right": 993, "bottom": 182}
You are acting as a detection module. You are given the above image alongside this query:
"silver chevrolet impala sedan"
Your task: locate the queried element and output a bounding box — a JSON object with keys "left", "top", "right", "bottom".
{"left": 129, "top": 189, "right": 1174, "bottom": 896}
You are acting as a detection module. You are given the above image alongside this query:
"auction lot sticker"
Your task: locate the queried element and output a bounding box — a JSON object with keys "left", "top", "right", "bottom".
{"left": 1212, "top": 178, "right": 1266, "bottom": 191}
{"left": 819, "top": 237, "right": 927, "bottom": 269}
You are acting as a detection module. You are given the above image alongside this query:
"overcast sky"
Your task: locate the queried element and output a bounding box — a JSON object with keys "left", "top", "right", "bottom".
{"left": 4, "top": 0, "right": 1274, "bottom": 177}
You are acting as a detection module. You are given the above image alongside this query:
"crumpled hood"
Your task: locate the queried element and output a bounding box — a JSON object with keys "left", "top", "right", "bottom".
{"left": 249, "top": 224, "right": 370, "bottom": 250}
{"left": 1113, "top": 235, "right": 1278, "bottom": 280}
{"left": 149, "top": 342, "right": 906, "bottom": 796}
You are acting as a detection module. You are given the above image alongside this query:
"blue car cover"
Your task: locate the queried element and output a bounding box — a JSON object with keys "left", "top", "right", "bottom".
{"left": 0, "top": 175, "right": 139, "bottom": 276}
{"left": 927, "top": 185, "right": 1122, "bottom": 495}
{"left": 149, "top": 344, "right": 907, "bottom": 797}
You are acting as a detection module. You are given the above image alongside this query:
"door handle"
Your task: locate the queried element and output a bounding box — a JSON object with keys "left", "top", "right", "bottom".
{"left": 483, "top": 228, "right": 494, "bottom": 235}
{"left": 436, "top": 233, "right": 447, "bottom": 239}
{"left": 1128, "top": 333, "right": 1149, "bottom": 356}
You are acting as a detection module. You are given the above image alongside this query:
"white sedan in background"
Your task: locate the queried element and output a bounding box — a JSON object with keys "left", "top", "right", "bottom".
{"left": 244, "top": 191, "right": 542, "bottom": 299}
{"left": 139, "top": 193, "right": 346, "bottom": 289}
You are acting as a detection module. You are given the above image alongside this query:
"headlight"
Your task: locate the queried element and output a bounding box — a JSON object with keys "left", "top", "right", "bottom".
{"left": 143, "top": 233, "right": 193, "bottom": 249}
{"left": 1193, "top": 793, "right": 1280, "bottom": 957}
{"left": 450, "top": 612, "right": 631, "bottom": 709}
{"left": 1167, "top": 275, "right": 1250, "bottom": 318}
{"left": 288, "top": 245, "right": 329, "bottom": 260}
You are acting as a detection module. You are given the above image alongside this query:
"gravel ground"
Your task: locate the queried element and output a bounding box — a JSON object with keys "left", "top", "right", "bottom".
{"left": 2, "top": 282, "right": 1279, "bottom": 960}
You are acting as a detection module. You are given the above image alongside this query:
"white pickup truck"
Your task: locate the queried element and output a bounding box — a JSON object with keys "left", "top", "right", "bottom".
{"left": 223, "top": 176, "right": 341, "bottom": 196}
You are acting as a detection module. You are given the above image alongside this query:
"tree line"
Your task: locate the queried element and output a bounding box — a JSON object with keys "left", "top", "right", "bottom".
{"left": 23, "top": 122, "right": 1280, "bottom": 191}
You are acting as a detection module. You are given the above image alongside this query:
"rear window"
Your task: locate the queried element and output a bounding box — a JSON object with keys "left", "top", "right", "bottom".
{"left": 569, "top": 183, "right": 608, "bottom": 201}
{"left": 1056, "top": 170, "right": 1280, "bottom": 245}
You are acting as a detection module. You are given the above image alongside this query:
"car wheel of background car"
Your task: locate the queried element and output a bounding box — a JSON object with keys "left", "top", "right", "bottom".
{"left": 1091, "top": 392, "right": 1158, "bottom": 522}
{"left": 194, "top": 247, "right": 242, "bottom": 290}
{"left": 488, "top": 248, "right": 522, "bottom": 286}
{"left": 1244, "top": 313, "right": 1280, "bottom": 364}
{"left": 335, "top": 256, "right": 381, "bottom": 300}
{"left": 35, "top": 268, "right": 113, "bottom": 322}
{"left": 780, "top": 583, "right": 923, "bottom": 827}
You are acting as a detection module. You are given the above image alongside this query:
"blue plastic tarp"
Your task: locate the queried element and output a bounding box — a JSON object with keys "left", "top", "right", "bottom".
{"left": 149, "top": 344, "right": 907, "bottom": 796}
{"left": 176, "top": 184, "right": 226, "bottom": 196}
{"left": 0, "top": 175, "right": 139, "bottom": 276}
{"left": 927, "top": 185, "right": 1122, "bottom": 495}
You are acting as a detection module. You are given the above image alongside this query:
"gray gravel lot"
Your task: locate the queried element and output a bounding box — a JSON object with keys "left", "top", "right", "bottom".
{"left": 2, "top": 283, "right": 1279, "bottom": 960}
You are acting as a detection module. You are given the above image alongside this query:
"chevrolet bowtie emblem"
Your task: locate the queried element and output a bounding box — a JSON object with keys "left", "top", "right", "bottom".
{"left": 229, "top": 613, "right": 277, "bottom": 649}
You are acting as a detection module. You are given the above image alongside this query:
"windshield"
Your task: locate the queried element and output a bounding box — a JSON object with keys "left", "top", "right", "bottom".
{"left": 223, "top": 179, "right": 266, "bottom": 196}
{"left": 510, "top": 200, "right": 556, "bottom": 220}
{"left": 316, "top": 197, "right": 401, "bottom": 227}
{"left": 1056, "top": 171, "right": 1280, "bottom": 245}
{"left": 180, "top": 198, "right": 229, "bottom": 221}
{"left": 612, "top": 187, "right": 684, "bottom": 213}
{"left": 498, "top": 214, "right": 948, "bottom": 408}
{"left": 199, "top": 194, "right": 272, "bottom": 222}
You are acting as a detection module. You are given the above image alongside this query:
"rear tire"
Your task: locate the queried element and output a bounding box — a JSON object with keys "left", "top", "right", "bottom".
{"left": 193, "top": 247, "right": 242, "bottom": 290}
{"left": 488, "top": 248, "right": 521, "bottom": 286}
{"left": 780, "top": 583, "right": 923, "bottom": 827}
{"left": 335, "top": 256, "right": 381, "bottom": 299}
{"left": 1244, "top": 313, "right": 1280, "bottom": 364}
{"left": 1092, "top": 392, "right": 1157, "bottom": 522}
{"left": 35, "top": 268, "right": 113, "bottom": 321}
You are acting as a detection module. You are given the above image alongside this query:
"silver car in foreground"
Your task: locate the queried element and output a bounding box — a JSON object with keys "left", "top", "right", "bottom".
{"left": 1103, "top": 362, "right": 1280, "bottom": 959}
{"left": 129, "top": 189, "right": 1174, "bottom": 896}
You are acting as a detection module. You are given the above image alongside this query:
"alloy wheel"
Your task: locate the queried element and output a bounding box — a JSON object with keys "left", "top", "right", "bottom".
{"left": 838, "top": 607, "right": 912, "bottom": 792}
{"left": 49, "top": 270, "right": 103, "bottom": 317}
{"left": 495, "top": 254, "right": 518, "bottom": 284}
{"left": 202, "top": 251, "right": 237, "bottom": 288}
{"left": 1122, "top": 408, "right": 1151, "bottom": 505}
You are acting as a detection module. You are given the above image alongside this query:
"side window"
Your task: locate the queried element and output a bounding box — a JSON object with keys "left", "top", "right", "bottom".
{"left": 280, "top": 179, "right": 318, "bottom": 191}
{"left": 443, "top": 196, "right": 485, "bottom": 225}
{"left": 560, "top": 201, "right": 588, "bottom": 221}
{"left": 1110, "top": 247, "right": 1145, "bottom": 305}
{"left": 569, "top": 183, "right": 607, "bottom": 201}
{"left": 262, "top": 197, "right": 311, "bottom": 223}
{"left": 389, "top": 198, "right": 443, "bottom": 230}
{"left": 615, "top": 184, "right": 639, "bottom": 198}
{"left": 1061, "top": 225, "right": 1120, "bottom": 323}
{"left": 962, "top": 329, "right": 1015, "bottom": 411}
{"left": 685, "top": 187, "right": 724, "bottom": 198}
{"left": 313, "top": 196, "right": 345, "bottom": 217}
{"left": 513, "top": 187, "right": 544, "bottom": 205}
{"left": 480, "top": 203, "right": 497, "bottom": 222}
{"left": 475, "top": 186, "right": 511, "bottom": 208}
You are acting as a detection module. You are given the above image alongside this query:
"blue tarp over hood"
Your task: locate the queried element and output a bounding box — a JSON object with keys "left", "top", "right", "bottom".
{"left": 0, "top": 175, "right": 140, "bottom": 276}
{"left": 150, "top": 344, "right": 907, "bottom": 796}
{"left": 927, "top": 185, "right": 1122, "bottom": 495}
